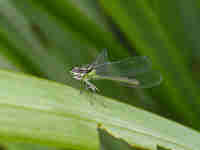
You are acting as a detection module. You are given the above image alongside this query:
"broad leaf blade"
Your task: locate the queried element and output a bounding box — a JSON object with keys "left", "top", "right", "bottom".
{"left": 0, "top": 70, "right": 199, "bottom": 150}
{"left": 98, "top": 125, "right": 139, "bottom": 150}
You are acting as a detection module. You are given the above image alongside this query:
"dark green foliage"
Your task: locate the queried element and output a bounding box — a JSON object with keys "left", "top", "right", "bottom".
{"left": 0, "top": 0, "right": 200, "bottom": 150}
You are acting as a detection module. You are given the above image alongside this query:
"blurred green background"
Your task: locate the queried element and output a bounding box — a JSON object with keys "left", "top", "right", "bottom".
{"left": 0, "top": 0, "right": 200, "bottom": 149}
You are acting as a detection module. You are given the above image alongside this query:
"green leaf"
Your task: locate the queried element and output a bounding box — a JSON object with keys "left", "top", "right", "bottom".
{"left": 98, "top": 125, "right": 140, "bottom": 150}
{"left": 98, "top": 0, "right": 200, "bottom": 129}
{"left": 1, "top": 0, "right": 200, "bottom": 149}
{"left": 157, "top": 145, "right": 172, "bottom": 150}
{"left": 98, "top": 126, "right": 173, "bottom": 150}
{"left": 4, "top": 142, "right": 58, "bottom": 150}
{"left": 0, "top": 0, "right": 97, "bottom": 82}
{"left": 0, "top": 70, "right": 199, "bottom": 150}
{"left": 31, "top": 0, "right": 127, "bottom": 55}
{"left": 0, "top": 0, "right": 147, "bottom": 111}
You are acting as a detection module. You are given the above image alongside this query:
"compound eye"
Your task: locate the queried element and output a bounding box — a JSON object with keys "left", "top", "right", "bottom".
{"left": 71, "top": 67, "right": 80, "bottom": 73}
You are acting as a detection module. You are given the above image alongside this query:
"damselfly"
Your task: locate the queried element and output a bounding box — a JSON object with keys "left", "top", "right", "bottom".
{"left": 70, "top": 49, "right": 162, "bottom": 92}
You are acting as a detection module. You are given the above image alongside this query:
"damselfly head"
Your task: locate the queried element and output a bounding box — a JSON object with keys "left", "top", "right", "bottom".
{"left": 70, "top": 65, "right": 94, "bottom": 81}
{"left": 70, "top": 67, "right": 80, "bottom": 74}
{"left": 71, "top": 65, "right": 92, "bottom": 74}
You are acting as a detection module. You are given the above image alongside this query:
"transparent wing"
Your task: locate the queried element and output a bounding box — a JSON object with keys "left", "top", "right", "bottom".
{"left": 92, "top": 48, "right": 109, "bottom": 66}
{"left": 94, "top": 56, "right": 162, "bottom": 88}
